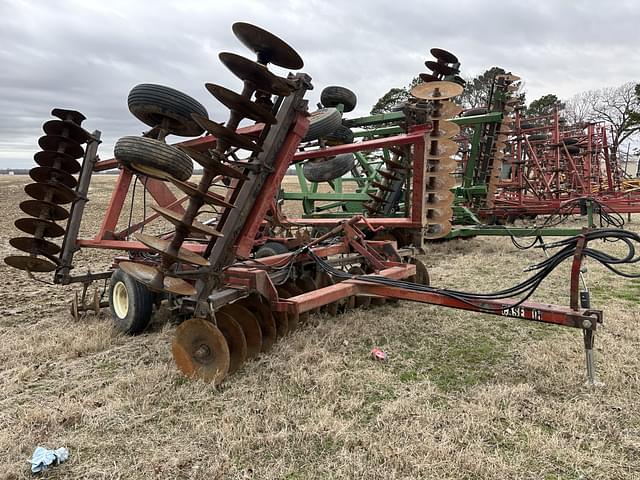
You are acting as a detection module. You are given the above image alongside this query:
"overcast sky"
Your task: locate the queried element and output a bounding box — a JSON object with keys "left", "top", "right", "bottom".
{"left": 1, "top": 0, "right": 639, "bottom": 168}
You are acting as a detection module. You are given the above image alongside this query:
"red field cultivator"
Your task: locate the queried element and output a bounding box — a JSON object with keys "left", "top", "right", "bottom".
{"left": 5, "top": 23, "right": 640, "bottom": 386}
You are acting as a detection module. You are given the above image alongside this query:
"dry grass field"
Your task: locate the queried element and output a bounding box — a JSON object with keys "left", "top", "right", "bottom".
{"left": 1, "top": 174, "right": 640, "bottom": 479}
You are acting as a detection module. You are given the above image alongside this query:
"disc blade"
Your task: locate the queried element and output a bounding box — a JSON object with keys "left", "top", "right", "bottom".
{"left": 425, "top": 175, "right": 456, "bottom": 191}
{"left": 294, "top": 275, "right": 320, "bottom": 315}
{"left": 276, "top": 286, "right": 299, "bottom": 331}
{"left": 119, "top": 261, "right": 197, "bottom": 296}
{"left": 283, "top": 282, "right": 309, "bottom": 324}
{"left": 42, "top": 119, "right": 90, "bottom": 144}
{"left": 426, "top": 138, "right": 459, "bottom": 158}
{"left": 347, "top": 266, "right": 372, "bottom": 309}
{"left": 378, "top": 169, "right": 400, "bottom": 181}
{"left": 134, "top": 233, "right": 209, "bottom": 267}
{"left": 219, "top": 52, "right": 293, "bottom": 96}
{"left": 238, "top": 295, "right": 277, "bottom": 351}
{"left": 151, "top": 205, "right": 223, "bottom": 238}
{"left": 429, "top": 121, "right": 461, "bottom": 139}
{"left": 411, "top": 81, "right": 464, "bottom": 101}
{"left": 170, "top": 178, "right": 236, "bottom": 209}
{"left": 430, "top": 48, "right": 459, "bottom": 64}
{"left": 232, "top": 22, "right": 303, "bottom": 69}
{"left": 314, "top": 272, "right": 339, "bottom": 316}
{"left": 172, "top": 318, "right": 230, "bottom": 384}
{"left": 219, "top": 304, "right": 262, "bottom": 359}
{"left": 205, "top": 83, "right": 277, "bottom": 125}
{"left": 424, "top": 221, "right": 452, "bottom": 239}
{"left": 20, "top": 199, "right": 69, "bottom": 221}
{"left": 51, "top": 108, "right": 86, "bottom": 125}
{"left": 29, "top": 166, "right": 78, "bottom": 189}
{"left": 419, "top": 72, "right": 440, "bottom": 83}
{"left": 216, "top": 311, "right": 248, "bottom": 374}
{"left": 34, "top": 150, "right": 81, "bottom": 174}
{"left": 424, "top": 60, "right": 458, "bottom": 76}
{"left": 38, "top": 135, "right": 84, "bottom": 159}
{"left": 191, "top": 113, "right": 262, "bottom": 152}
{"left": 10, "top": 236, "right": 60, "bottom": 256}
{"left": 177, "top": 145, "right": 248, "bottom": 180}
{"left": 430, "top": 101, "right": 463, "bottom": 119}
{"left": 24, "top": 182, "right": 76, "bottom": 205}
{"left": 14, "top": 217, "right": 65, "bottom": 238}
{"left": 4, "top": 255, "right": 57, "bottom": 272}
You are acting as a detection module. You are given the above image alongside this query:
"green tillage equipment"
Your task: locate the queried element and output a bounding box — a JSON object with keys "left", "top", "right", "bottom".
{"left": 284, "top": 109, "right": 584, "bottom": 238}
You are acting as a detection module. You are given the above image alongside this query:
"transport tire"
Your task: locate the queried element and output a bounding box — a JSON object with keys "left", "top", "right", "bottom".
{"left": 323, "top": 124, "right": 354, "bottom": 145}
{"left": 255, "top": 241, "right": 289, "bottom": 258}
{"left": 302, "top": 153, "right": 356, "bottom": 182}
{"left": 127, "top": 83, "right": 208, "bottom": 137}
{"left": 528, "top": 133, "right": 549, "bottom": 142}
{"left": 108, "top": 268, "right": 154, "bottom": 335}
{"left": 115, "top": 136, "right": 193, "bottom": 181}
{"left": 303, "top": 108, "right": 342, "bottom": 142}
{"left": 320, "top": 86, "right": 357, "bottom": 112}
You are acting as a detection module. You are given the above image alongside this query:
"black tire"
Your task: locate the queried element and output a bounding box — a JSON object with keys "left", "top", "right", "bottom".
{"left": 115, "top": 136, "right": 193, "bottom": 181}
{"left": 127, "top": 83, "right": 208, "bottom": 137}
{"left": 303, "top": 153, "right": 355, "bottom": 182}
{"left": 562, "top": 137, "right": 579, "bottom": 145}
{"left": 255, "top": 241, "right": 289, "bottom": 259}
{"left": 520, "top": 122, "right": 536, "bottom": 130}
{"left": 462, "top": 107, "right": 488, "bottom": 117}
{"left": 323, "top": 125, "right": 354, "bottom": 145}
{"left": 303, "top": 108, "right": 342, "bottom": 142}
{"left": 320, "top": 86, "right": 357, "bottom": 112}
{"left": 108, "top": 268, "right": 154, "bottom": 335}
{"left": 528, "top": 133, "right": 549, "bottom": 142}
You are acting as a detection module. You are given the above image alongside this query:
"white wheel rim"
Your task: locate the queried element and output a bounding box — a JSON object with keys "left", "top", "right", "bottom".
{"left": 112, "top": 281, "right": 129, "bottom": 318}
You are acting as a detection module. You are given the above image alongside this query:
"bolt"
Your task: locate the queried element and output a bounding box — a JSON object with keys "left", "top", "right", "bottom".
{"left": 582, "top": 320, "right": 592, "bottom": 329}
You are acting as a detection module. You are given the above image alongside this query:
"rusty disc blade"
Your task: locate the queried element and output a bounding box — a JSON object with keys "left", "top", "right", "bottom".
{"left": 430, "top": 101, "right": 463, "bottom": 119}
{"left": 419, "top": 72, "right": 440, "bottom": 83}
{"left": 15, "top": 217, "right": 65, "bottom": 238}
{"left": 426, "top": 138, "right": 459, "bottom": 158}
{"left": 314, "top": 272, "right": 339, "bottom": 316}
{"left": 426, "top": 206, "right": 454, "bottom": 221}
{"left": 497, "top": 74, "right": 521, "bottom": 83}
{"left": 134, "top": 233, "right": 209, "bottom": 267}
{"left": 408, "top": 258, "right": 430, "bottom": 285}
{"left": 272, "top": 311, "right": 289, "bottom": 338}
{"left": 347, "top": 266, "right": 372, "bottom": 309}
{"left": 10, "top": 236, "right": 60, "bottom": 256}
{"left": 425, "top": 190, "right": 454, "bottom": 205}
{"left": 20, "top": 199, "right": 69, "bottom": 221}
{"left": 177, "top": 146, "right": 248, "bottom": 180}
{"left": 24, "top": 182, "right": 76, "bottom": 205}
{"left": 219, "top": 304, "right": 262, "bottom": 359}
{"left": 42, "top": 119, "right": 90, "bottom": 144}
{"left": 119, "top": 261, "right": 197, "bottom": 296}
{"left": 232, "top": 22, "right": 303, "bottom": 69}
{"left": 206, "top": 83, "right": 277, "bottom": 125}
{"left": 276, "top": 286, "right": 299, "bottom": 331}
{"left": 424, "top": 61, "right": 458, "bottom": 76}
{"left": 430, "top": 48, "right": 459, "bottom": 64}
{"left": 424, "top": 221, "right": 452, "bottom": 239}
{"left": 425, "top": 175, "right": 456, "bottom": 192}
{"left": 170, "top": 178, "right": 235, "bottom": 209}
{"left": 4, "top": 255, "right": 57, "bottom": 272}
{"left": 219, "top": 52, "right": 293, "bottom": 96}
{"left": 216, "top": 311, "right": 248, "bottom": 374}
{"left": 51, "top": 108, "right": 86, "bottom": 125}
{"left": 29, "top": 166, "right": 77, "bottom": 189}
{"left": 34, "top": 150, "right": 81, "bottom": 174}
{"left": 38, "top": 135, "right": 84, "bottom": 159}
{"left": 238, "top": 295, "right": 277, "bottom": 351}
{"left": 384, "top": 158, "right": 405, "bottom": 170}
{"left": 151, "top": 206, "right": 223, "bottom": 238}
{"left": 172, "top": 318, "right": 230, "bottom": 385}
{"left": 430, "top": 121, "right": 461, "bottom": 139}
{"left": 428, "top": 158, "right": 457, "bottom": 174}
{"left": 294, "top": 275, "right": 320, "bottom": 315}
{"left": 283, "top": 282, "right": 309, "bottom": 324}
{"left": 367, "top": 192, "right": 386, "bottom": 203}
{"left": 191, "top": 113, "right": 262, "bottom": 152}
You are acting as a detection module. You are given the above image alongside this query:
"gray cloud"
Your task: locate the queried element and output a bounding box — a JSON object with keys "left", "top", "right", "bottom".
{"left": 1, "top": 0, "right": 639, "bottom": 168}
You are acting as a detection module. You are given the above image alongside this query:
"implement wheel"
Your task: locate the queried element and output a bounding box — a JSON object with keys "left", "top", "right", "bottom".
{"left": 114, "top": 136, "right": 193, "bottom": 181}
{"left": 172, "top": 318, "right": 230, "bottom": 385}
{"left": 127, "top": 83, "right": 208, "bottom": 137}
{"left": 108, "top": 268, "right": 154, "bottom": 334}
{"left": 303, "top": 153, "right": 355, "bottom": 183}
{"left": 320, "top": 86, "right": 357, "bottom": 112}
{"left": 302, "top": 108, "right": 342, "bottom": 142}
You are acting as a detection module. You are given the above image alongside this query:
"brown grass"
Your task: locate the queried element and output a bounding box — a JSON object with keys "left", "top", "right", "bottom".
{"left": 1, "top": 175, "right": 640, "bottom": 479}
